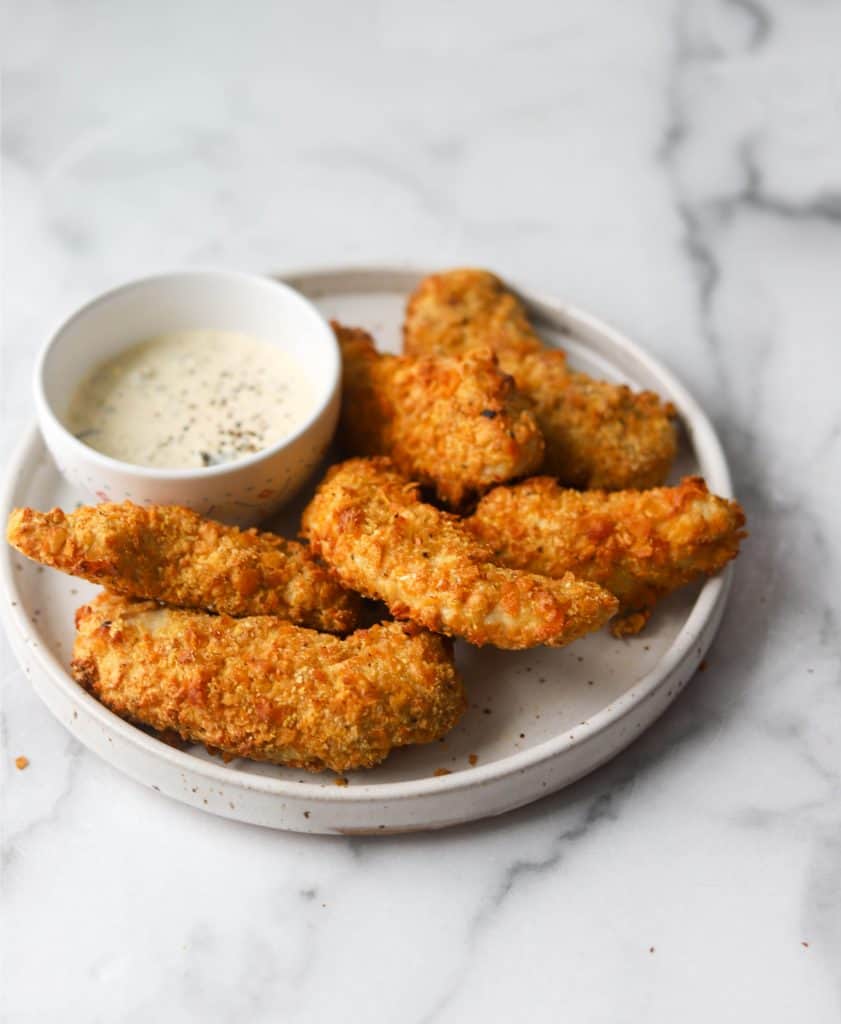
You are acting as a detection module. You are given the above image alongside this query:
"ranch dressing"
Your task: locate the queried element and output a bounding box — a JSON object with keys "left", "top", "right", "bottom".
{"left": 66, "top": 329, "right": 313, "bottom": 469}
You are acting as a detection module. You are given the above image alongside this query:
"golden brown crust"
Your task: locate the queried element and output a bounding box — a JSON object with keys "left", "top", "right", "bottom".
{"left": 335, "top": 321, "right": 544, "bottom": 507}
{"left": 403, "top": 269, "right": 678, "bottom": 490}
{"left": 71, "top": 593, "right": 466, "bottom": 772}
{"left": 301, "top": 457, "right": 617, "bottom": 650}
{"left": 468, "top": 476, "right": 746, "bottom": 635}
{"left": 404, "top": 269, "right": 543, "bottom": 359}
{"left": 7, "top": 503, "right": 362, "bottom": 633}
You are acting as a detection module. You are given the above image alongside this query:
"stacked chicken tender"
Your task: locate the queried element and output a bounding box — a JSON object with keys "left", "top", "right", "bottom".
{"left": 7, "top": 269, "right": 746, "bottom": 775}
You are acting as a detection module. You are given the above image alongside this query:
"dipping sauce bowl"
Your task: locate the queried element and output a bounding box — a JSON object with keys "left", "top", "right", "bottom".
{"left": 35, "top": 270, "right": 340, "bottom": 526}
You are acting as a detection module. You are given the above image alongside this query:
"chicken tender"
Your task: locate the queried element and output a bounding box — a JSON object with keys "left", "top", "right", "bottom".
{"left": 301, "top": 457, "right": 617, "bottom": 650}
{"left": 404, "top": 269, "right": 678, "bottom": 490}
{"left": 336, "top": 321, "right": 544, "bottom": 507}
{"left": 8, "top": 502, "right": 361, "bottom": 633}
{"left": 468, "top": 476, "right": 746, "bottom": 636}
{"left": 71, "top": 593, "right": 465, "bottom": 773}
{"left": 510, "top": 352, "right": 678, "bottom": 491}
{"left": 404, "top": 267, "right": 545, "bottom": 358}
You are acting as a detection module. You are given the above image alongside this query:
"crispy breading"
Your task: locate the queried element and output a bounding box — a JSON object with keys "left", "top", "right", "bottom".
{"left": 301, "top": 457, "right": 617, "bottom": 650}
{"left": 403, "top": 268, "right": 678, "bottom": 490}
{"left": 468, "top": 476, "right": 746, "bottom": 636}
{"left": 335, "top": 321, "right": 544, "bottom": 507}
{"left": 71, "top": 593, "right": 466, "bottom": 773}
{"left": 404, "top": 268, "right": 545, "bottom": 358}
{"left": 7, "top": 503, "right": 362, "bottom": 633}
{"left": 511, "top": 354, "right": 678, "bottom": 490}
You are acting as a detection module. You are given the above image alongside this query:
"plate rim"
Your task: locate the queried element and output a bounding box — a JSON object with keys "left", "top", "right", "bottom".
{"left": 0, "top": 264, "right": 734, "bottom": 808}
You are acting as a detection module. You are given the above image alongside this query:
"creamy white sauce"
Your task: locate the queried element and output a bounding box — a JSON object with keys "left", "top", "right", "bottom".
{"left": 66, "top": 329, "right": 313, "bottom": 469}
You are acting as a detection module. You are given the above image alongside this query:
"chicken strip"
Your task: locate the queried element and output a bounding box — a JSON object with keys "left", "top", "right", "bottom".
{"left": 404, "top": 268, "right": 678, "bottom": 490}
{"left": 71, "top": 593, "right": 465, "bottom": 773}
{"left": 468, "top": 476, "right": 746, "bottom": 636}
{"left": 7, "top": 502, "right": 361, "bottom": 633}
{"left": 301, "top": 457, "right": 617, "bottom": 650}
{"left": 404, "top": 267, "right": 545, "bottom": 358}
{"left": 335, "top": 321, "right": 544, "bottom": 507}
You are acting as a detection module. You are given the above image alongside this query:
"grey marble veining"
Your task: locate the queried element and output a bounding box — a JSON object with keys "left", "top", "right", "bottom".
{"left": 2, "top": 1, "right": 840, "bottom": 1021}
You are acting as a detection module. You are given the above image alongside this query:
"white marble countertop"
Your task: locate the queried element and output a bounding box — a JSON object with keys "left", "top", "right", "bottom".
{"left": 2, "top": 2, "right": 840, "bottom": 1021}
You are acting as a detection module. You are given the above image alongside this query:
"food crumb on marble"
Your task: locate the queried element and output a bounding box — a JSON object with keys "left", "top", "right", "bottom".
{"left": 434, "top": 768, "right": 451, "bottom": 777}
{"left": 335, "top": 776, "right": 348, "bottom": 787}
{"left": 15, "top": 756, "right": 29, "bottom": 770}
{"left": 468, "top": 754, "right": 478, "bottom": 766}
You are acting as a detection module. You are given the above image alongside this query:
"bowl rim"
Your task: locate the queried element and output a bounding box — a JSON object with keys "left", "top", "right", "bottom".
{"left": 33, "top": 268, "right": 341, "bottom": 480}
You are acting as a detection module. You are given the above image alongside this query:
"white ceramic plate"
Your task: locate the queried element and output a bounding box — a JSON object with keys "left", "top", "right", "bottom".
{"left": 0, "top": 267, "right": 734, "bottom": 834}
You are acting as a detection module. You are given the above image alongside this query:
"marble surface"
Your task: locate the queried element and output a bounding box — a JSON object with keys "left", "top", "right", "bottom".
{"left": 2, "top": 1, "right": 840, "bottom": 1020}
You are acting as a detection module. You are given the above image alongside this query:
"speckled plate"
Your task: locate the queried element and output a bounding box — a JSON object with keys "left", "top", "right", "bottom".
{"left": 0, "top": 267, "right": 734, "bottom": 834}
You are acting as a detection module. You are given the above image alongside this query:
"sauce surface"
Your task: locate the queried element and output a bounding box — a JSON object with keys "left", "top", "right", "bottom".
{"left": 66, "top": 329, "right": 313, "bottom": 469}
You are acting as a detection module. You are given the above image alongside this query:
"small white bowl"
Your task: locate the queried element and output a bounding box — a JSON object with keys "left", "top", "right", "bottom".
{"left": 34, "top": 270, "right": 340, "bottom": 526}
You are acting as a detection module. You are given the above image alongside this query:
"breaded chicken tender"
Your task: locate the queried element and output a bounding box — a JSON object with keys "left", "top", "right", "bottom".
{"left": 8, "top": 503, "right": 361, "bottom": 633}
{"left": 71, "top": 593, "right": 466, "bottom": 772}
{"left": 404, "top": 267, "right": 545, "bottom": 358}
{"left": 404, "top": 269, "right": 678, "bottom": 490}
{"left": 507, "top": 351, "right": 678, "bottom": 491}
{"left": 335, "top": 321, "right": 544, "bottom": 507}
{"left": 468, "top": 476, "right": 746, "bottom": 636}
{"left": 301, "top": 457, "right": 617, "bottom": 650}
